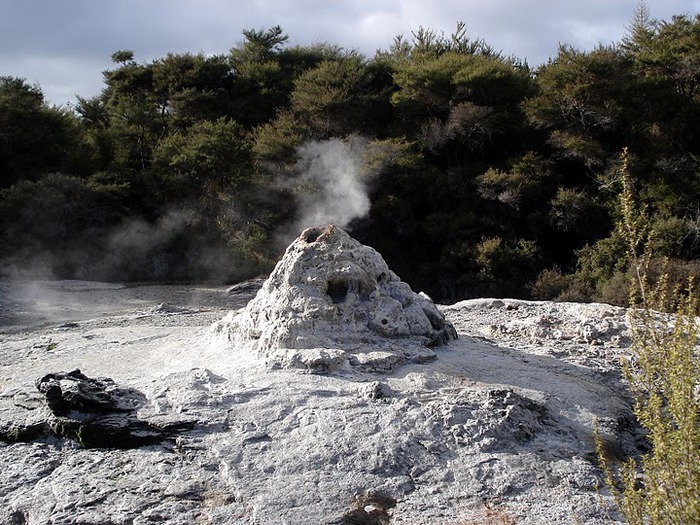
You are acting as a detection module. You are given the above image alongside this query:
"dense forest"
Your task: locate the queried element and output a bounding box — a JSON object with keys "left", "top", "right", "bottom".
{"left": 2, "top": 7, "right": 700, "bottom": 304}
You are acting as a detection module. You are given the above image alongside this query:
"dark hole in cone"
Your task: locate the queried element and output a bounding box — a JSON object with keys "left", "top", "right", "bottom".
{"left": 327, "top": 280, "right": 349, "bottom": 304}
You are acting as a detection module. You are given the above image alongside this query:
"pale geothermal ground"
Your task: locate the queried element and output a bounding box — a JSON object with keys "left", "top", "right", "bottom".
{"left": 0, "top": 278, "right": 639, "bottom": 525}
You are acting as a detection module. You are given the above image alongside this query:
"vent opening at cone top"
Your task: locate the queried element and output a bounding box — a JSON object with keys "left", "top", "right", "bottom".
{"left": 211, "top": 225, "right": 457, "bottom": 372}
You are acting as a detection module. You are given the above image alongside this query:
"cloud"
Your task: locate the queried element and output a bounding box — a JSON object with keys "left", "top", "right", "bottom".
{"left": 1, "top": 0, "right": 698, "bottom": 106}
{"left": 1, "top": 55, "right": 109, "bottom": 107}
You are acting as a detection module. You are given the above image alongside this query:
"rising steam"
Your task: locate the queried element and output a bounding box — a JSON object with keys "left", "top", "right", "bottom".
{"left": 293, "top": 137, "right": 372, "bottom": 231}
{"left": 1, "top": 137, "right": 384, "bottom": 286}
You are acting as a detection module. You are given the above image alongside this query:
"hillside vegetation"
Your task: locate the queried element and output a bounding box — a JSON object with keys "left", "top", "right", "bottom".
{"left": 2, "top": 9, "right": 700, "bottom": 304}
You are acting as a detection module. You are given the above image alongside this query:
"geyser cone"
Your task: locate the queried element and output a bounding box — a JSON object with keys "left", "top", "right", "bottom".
{"left": 211, "top": 225, "right": 457, "bottom": 372}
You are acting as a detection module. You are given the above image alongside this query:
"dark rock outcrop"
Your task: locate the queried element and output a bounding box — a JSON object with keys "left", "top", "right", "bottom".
{"left": 1, "top": 369, "right": 194, "bottom": 449}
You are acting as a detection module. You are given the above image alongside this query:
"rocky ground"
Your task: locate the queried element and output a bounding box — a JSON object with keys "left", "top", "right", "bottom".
{"left": 0, "top": 279, "right": 639, "bottom": 524}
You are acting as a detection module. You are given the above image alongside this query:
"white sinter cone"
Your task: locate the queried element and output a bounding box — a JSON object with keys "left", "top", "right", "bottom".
{"left": 211, "top": 225, "right": 457, "bottom": 372}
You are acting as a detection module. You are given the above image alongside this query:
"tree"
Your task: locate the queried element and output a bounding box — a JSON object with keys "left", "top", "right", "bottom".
{"left": 226, "top": 26, "right": 296, "bottom": 127}
{"left": 290, "top": 55, "right": 380, "bottom": 137}
{"left": 228, "top": 29, "right": 350, "bottom": 129}
{"left": 525, "top": 46, "right": 635, "bottom": 169}
{"left": 151, "top": 52, "right": 233, "bottom": 128}
{"left": 230, "top": 26, "right": 289, "bottom": 64}
{"left": 391, "top": 52, "right": 533, "bottom": 164}
{"left": 74, "top": 95, "right": 113, "bottom": 172}
{"left": 629, "top": 13, "right": 700, "bottom": 101}
{"left": 252, "top": 109, "right": 307, "bottom": 164}
{"left": 387, "top": 21, "right": 497, "bottom": 61}
{"left": 101, "top": 59, "right": 162, "bottom": 171}
{"left": 0, "top": 77, "right": 82, "bottom": 187}
{"left": 621, "top": 1, "right": 654, "bottom": 56}
{"left": 473, "top": 236, "right": 541, "bottom": 297}
{"left": 111, "top": 50, "right": 135, "bottom": 65}
{"left": 154, "top": 117, "right": 251, "bottom": 190}
{"left": 476, "top": 152, "right": 555, "bottom": 212}
{"left": 153, "top": 117, "right": 253, "bottom": 226}
{"left": 0, "top": 173, "right": 123, "bottom": 278}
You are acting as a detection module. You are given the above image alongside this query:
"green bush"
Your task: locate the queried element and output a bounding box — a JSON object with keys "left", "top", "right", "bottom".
{"left": 530, "top": 267, "right": 572, "bottom": 300}
{"left": 597, "top": 149, "right": 700, "bottom": 525}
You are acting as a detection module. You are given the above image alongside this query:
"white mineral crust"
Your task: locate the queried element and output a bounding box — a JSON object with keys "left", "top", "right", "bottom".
{"left": 0, "top": 256, "right": 651, "bottom": 524}
{"left": 211, "top": 225, "right": 457, "bottom": 371}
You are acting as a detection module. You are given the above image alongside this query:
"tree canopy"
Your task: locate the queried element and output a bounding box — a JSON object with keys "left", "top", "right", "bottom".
{"left": 2, "top": 7, "right": 699, "bottom": 304}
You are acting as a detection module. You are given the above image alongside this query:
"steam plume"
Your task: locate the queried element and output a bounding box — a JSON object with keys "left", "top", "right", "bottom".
{"left": 293, "top": 137, "right": 372, "bottom": 231}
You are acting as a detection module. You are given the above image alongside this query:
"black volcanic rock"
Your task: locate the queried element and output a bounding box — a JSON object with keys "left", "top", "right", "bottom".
{"left": 0, "top": 369, "right": 194, "bottom": 449}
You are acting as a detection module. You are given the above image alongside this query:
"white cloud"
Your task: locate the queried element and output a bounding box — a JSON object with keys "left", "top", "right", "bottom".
{"left": 1, "top": 0, "right": 698, "bottom": 106}
{"left": 0, "top": 54, "right": 109, "bottom": 107}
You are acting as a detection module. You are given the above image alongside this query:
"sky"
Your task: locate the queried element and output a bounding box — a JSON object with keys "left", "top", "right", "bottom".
{"left": 1, "top": 0, "right": 699, "bottom": 108}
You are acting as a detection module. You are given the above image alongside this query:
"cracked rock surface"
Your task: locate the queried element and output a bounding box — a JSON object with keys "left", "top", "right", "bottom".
{"left": 0, "top": 274, "right": 645, "bottom": 524}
